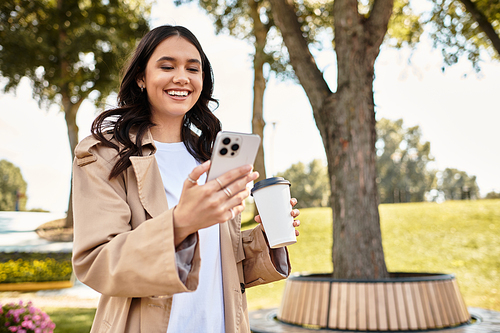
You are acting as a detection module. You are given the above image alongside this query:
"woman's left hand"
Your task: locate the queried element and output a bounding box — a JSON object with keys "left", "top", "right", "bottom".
{"left": 254, "top": 198, "right": 300, "bottom": 237}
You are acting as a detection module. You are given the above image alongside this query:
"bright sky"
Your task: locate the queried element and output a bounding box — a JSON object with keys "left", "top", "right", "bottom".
{"left": 1, "top": 2, "right": 499, "bottom": 213}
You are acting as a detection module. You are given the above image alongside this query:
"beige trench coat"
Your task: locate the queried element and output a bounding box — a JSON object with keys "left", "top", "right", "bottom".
{"left": 72, "top": 130, "right": 291, "bottom": 333}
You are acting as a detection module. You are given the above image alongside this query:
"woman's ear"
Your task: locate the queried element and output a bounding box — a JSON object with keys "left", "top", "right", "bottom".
{"left": 136, "top": 76, "right": 145, "bottom": 90}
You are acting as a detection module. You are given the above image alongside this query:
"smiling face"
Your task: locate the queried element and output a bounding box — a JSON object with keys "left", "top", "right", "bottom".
{"left": 137, "top": 36, "right": 203, "bottom": 130}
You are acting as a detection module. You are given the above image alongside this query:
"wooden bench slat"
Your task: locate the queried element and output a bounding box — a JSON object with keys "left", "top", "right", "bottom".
{"left": 386, "top": 283, "right": 399, "bottom": 330}
{"left": 427, "top": 281, "right": 443, "bottom": 327}
{"left": 366, "top": 283, "right": 378, "bottom": 331}
{"left": 288, "top": 280, "right": 300, "bottom": 323}
{"left": 376, "top": 283, "right": 388, "bottom": 330}
{"left": 308, "top": 280, "right": 321, "bottom": 325}
{"left": 319, "top": 282, "right": 330, "bottom": 327}
{"left": 278, "top": 280, "right": 291, "bottom": 320}
{"left": 338, "top": 282, "right": 348, "bottom": 330}
{"left": 347, "top": 282, "right": 357, "bottom": 330}
{"left": 357, "top": 283, "right": 367, "bottom": 330}
{"left": 404, "top": 282, "right": 419, "bottom": 330}
{"left": 301, "top": 282, "right": 313, "bottom": 324}
{"left": 278, "top": 280, "right": 294, "bottom": 321}
{"left": 367, "top": 283, "right": 378, "bottom": 331}
{"left": 434, "top": 281, "right": 451, "bottom": 327}
{"left": 448, "top": 279, "right": 469, "bottom": 324}
{"left": 328, "top": 282, "right": 340, "bottom": 329}
{"left": 452, "top": 278, "right": 470, "bottom": 322}
{"left": 300, "top": 281, "right": 310, "bottom": 324}
{"left": 419, "top": 281, "right": 436, "bottom": 328}
{"left": 443, "top": 280, "right": 460, "bottom": 325}
{"left": 295, "top": 281, "right": 308, "bottom": 324}
{"left": 410, "top": 282, "right": 428, "bottom": 329}
{"left": 395, "top": 282, "right": 409, "bottom": 330}
{"left": 310, "top": 281, "right": 321, "bottom": 325}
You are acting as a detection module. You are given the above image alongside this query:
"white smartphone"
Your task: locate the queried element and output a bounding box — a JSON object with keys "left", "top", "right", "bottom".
{"left": 206, "top": 131, "right": 261, "bottom": 182}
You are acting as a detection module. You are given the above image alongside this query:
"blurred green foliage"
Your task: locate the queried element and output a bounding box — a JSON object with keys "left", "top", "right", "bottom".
{"left": 277, "top": 159, "right": 330, "bottom": 208}
{"left": 0, "top": 160, "right": 27, "bottom": 211}
{"left": 376, "top": 118, "right": 436, "bottom": 203}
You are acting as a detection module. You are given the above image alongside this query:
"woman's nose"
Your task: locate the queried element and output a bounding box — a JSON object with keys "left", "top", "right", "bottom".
{"left": 173, "top": 70, "right": 189, "bottom": 84}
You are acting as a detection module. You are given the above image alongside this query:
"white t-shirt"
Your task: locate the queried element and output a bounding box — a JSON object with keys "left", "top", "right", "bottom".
{"left": 154, "top": 141, "right": 225, "bottom": 333}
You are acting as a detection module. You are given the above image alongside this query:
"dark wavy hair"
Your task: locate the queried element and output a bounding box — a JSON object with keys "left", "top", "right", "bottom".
{"left": 92, "top": 25, "right": 221, "bottom": 179}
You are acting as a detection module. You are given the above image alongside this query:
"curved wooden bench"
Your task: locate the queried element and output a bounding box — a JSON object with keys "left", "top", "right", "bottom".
{"left": 278, "top": 273, "right": 470, "bottom": 331}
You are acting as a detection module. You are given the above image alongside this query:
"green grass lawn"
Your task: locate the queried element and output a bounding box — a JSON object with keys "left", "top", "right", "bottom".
{"left": 42, "top": 199, "right": 500, "bottom": 331}
{"left": 246, "top": 199, "right": 500, "bottom": 311}
{"left": 44, "top": 307, "right": 95, "bottom": 332}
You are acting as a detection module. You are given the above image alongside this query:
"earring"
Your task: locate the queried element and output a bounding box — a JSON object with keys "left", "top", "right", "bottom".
{"left": 140, "top": 86, "right": 144, "bottom": 92}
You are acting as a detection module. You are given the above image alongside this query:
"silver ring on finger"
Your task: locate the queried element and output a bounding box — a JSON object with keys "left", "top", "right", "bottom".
{"left": 215, "top": 177, "right": 224, "bottom": 190}
{"left": 187, "top": 176, "right": 198, "bottom": 185}
{"left": 229, "top": 208, "right": 235, "bottom": 219}
{"left": 223, "top": 187, "right": 232, "bottom": 197}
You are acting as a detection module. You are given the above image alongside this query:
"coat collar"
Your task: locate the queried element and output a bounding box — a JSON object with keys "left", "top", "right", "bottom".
{"left": 129, "top": 128, "right": 168, "bottom": 218}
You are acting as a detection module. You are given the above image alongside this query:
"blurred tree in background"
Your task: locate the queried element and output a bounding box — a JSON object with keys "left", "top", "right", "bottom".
{"left": 0, "top": 0, "right": 150, "bottom": 226}
{"left": 0, "top": 159, "right": 27, "bottom": 211}
{"left": 427, "top": 0, "right": 500, "bottom": 71}
{"left": 278, "top": 159, "right": 330, "bottom": 208}
{"left": 437, "top": 168, "right": 479, "bottom": 200}
{"left": 485, "top": 191, "right": 500, "bottom": 199}
{"left": 376, "top": 118, "right": 436, "bottom": 203}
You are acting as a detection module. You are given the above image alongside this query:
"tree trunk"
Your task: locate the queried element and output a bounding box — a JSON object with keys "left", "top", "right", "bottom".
{"left": 250, "top": 0, "right": 269, "bottom": 216}
{"left": 62, "top": 93, "right": 81, "bottom": 229}
{"left": 57, "top": 0, "right": 79, "bottom": 229}
{"left": 270, "top": 0, "right": 393, "bottom": 279}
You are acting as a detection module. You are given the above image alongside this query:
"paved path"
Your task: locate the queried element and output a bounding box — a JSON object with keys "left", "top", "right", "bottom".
{"left": 250, "top": 308, "right": 500, "bottom": 333}
{"left": 0, "top": 211, "right": 72, "bottom": 252}
{"left": 0, "top": 279, "right": 100, "bottom": 308}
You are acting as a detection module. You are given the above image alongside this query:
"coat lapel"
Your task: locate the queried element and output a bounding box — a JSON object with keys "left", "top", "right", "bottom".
{"left": 130, "top": 154, "right": 169, "bottom": 218}
{"left": 129, "top": 130, "right": 169, "bottom": 218}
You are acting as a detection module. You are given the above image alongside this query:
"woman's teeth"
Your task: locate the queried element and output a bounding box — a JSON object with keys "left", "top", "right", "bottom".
{"left": 167, "top": 90, "right": 189, "bottom": 97}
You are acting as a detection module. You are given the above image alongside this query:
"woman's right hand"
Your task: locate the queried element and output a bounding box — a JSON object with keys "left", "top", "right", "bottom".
{"left": 173, "top": 160, "right": 259, "bottom": 246}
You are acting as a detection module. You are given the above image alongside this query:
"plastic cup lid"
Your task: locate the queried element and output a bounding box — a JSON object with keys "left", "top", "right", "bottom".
{"left": 251, "top": 177, "right": 291, "bottom": 196}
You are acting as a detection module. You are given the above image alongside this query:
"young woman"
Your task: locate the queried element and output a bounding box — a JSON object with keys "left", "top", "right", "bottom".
{"left": 72, "top": 25, "right": 300, "bottom": 333}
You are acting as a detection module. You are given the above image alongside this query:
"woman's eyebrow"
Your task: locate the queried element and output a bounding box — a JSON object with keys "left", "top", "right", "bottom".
{"left": 156, "top": 56, "right": 201, "bottom": 64}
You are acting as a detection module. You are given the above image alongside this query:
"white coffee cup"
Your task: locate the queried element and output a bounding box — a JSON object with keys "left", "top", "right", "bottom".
{"left": 251, "top": 177, "right": 297, "bottom": 248}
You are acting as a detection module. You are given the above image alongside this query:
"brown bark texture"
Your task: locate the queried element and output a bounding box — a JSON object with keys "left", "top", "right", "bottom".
{"left": 58, "top": 0, "right": 79, "bottom": 228}
{"left": 63, "top": 98, "right": 80, "bottom": 229}
{"left": 269, "top": 0, "right": 393, "bottom": 279}
{"left": 250, "top": 0, "right": 268, "bottom": 185}
{"left": 249, "top": 1, "right": 269, "bottom": 217}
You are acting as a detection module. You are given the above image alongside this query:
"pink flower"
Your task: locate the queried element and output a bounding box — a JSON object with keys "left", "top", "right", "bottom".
{"left": 2, "top": 300, "right": 55, "bottom": 333}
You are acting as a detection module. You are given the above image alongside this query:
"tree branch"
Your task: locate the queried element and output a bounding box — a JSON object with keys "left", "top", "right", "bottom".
{"left": 459, "top": 0, "right": 500, "bottom": 57}
{"left": 268, "top": 0, "right": 331, "bottom": 112}
{"left": 364, "top": 0, "right": 394, "bottom": 60}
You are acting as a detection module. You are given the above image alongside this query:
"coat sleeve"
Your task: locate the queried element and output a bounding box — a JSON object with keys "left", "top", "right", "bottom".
{"left": 71, "top": 140, "right": 200, "bottom": 298}
{"left": 241, "top": 224, "right": 291, "bottom": 288}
